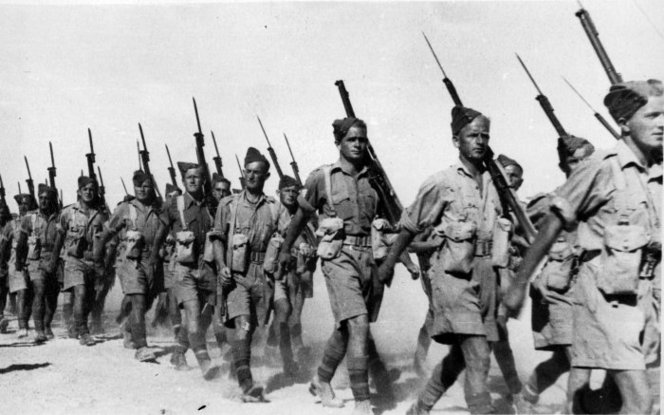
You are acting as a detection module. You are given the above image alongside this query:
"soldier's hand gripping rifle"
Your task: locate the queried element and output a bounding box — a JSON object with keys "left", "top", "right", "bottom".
{"left": 257, "top": 116, "right": 285, "bottom": 180}
{"left": 86, "top": 129, "right": 98, "bottom": 183}
{"left": 283, "top": 133, "right": 302, "bottom": 186}
{"left": 575, "top": 1, "right": 622, "bottom": 85}
{"left": 562, "top": 77, "right": 620, "bottom": 139}
{"left": 334, "top": 80, "right": 403, "bottom": 226}
{"left": 192, "top": 98, "right": 213, "bottom": 198}
{"left": 235, "top": 154, "right": 247, "bottom": 190}
{"left": 24, "top": 156, "right": 36, "bottom": 202}
{"left": 138, "top": 123, "right": 164, "bottom": 202}
{"left": 424, "top": 34, "right": 537, "bottom": 244}
{"left": 165, "top": 145, "right": 180, "bottom": 191}
{"left": 210, "top": 131, "right": 225, "bottom": 178}
{"left": 48, "top": 142, "right": 62, "bottom": 208}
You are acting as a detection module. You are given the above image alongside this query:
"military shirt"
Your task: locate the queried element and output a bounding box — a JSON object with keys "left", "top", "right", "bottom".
{"left": 106, "top": 199, "right": 164, "bottom": 250}
{"left": 57, "top": 202, "right": 108, "bottom": 257}
{"left": 301, "top": 160, "right": 378, "bottom": 236}
{"left": 20, "top": 210, "right": 59, "bottom": 255}
{"left": 161, "top": 192, "right": 213, "bottom": 252}
{"left": 214, "top": 191, "right": 278, "bottom": 254}
{"left": 0, "top": 218, "right": 22, "bottom": 265}
{"left": 551, "top": 139, "right": 661, "bottom": 251}
{"left": 400, "top": 162, "right": 503, "bottom": 242}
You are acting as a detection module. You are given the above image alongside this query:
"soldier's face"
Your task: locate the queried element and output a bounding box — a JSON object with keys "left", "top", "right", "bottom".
{"left": 38, "top": 193, "right": 55, "bottom": 212}
{"left": 212, "top": 182, "right": 231, "bottom": 201}
{"left": 337, "top": 126, "right": 368, "bottom": 163}
{"left": 183, "top": 168, "right": 204, "bottom": 194}
{"left": 78, "top": 183, "right": 96, "bottom": 203}
{"left": 166, "top": 190, "right": 181, "bottom": 203}
{"left": 626, "top": 95, "right": 664, "bottom": 160}
{"left": 18, "top": 197, "right": 31, "bottom": 215}
{"left": 134, "top": 179, "right": 154, "bottom": 203}
{"left": 244, "top": 161, "right": 270, "bottom": 191}
{"left": 454, "top": 116, "right": 490, "bottom": 162}
{"left": 278, "top": 185, "right": 299, "bottom": 207}
{"left": 504, "top": 165, "right": 524, "bottom": 191}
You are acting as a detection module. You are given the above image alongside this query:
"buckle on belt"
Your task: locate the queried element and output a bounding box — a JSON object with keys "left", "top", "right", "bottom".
{"left": 475, "top": 240, "right": 492, "bottom": 257}
{"left": 343, "top": 235, "right": 371, "bottom": 247}
{"left": 579, "top": 250, "right": 601, "bottom": 263}
{"left": 250, "top": 251, "right": 266, "bottom": 264}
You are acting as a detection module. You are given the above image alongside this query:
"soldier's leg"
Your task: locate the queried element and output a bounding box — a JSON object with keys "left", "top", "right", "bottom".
{"left": 413, "top": 312, "right": 433, "bottom": 377}
{"left": 43, "top": 275, "right": 59, "bottom": 337}
{"left": 31, "top": 277, "right": 47, "bottom": 341}
{"left": 232, "top": 314, "right": 255, "bottom": 392}
{"left": 346, "top": 313, "right": 371, "bottom": 413}
{"left": 289, "top": 271, "right": 308, "bottom": 352}
{"left": 312, "top": 324, "right": 349, "bottom": 407}
{"left": 523, "top": 346, "right": 571, "bottom": 404}
{"left": 73, "top": 284, "right": 92, "bottom": 343}
{"left": 492, "top": 315, "right": 523, "bottom": 396}
{"left": 16, "top": 288, "right": 31, "bottom": 335}
{"left": 183, "top": 296, "right": 216, "bottom": 379}
{"left": 566, "top": 367, "right": 591, "bottom": 414}
{"left": 410, "top": 342, "right": 466, "bottom": 412}
{"left": 459, "top": 334, "right": 493, "bottom": 414}
{"left": 610, "top": 369, "right": 652, "bottom": 415}
{"left": 128, "top": 293, "right": 147, "bottom": 349}
{"left": 168, "top": 288, "right": 188, "bottom": 353}
{"left": 273, "top": 278, "right": 296, "bottom": 374}
{"left": 0, "top": 278, "right": 8, "bottom": 332}
{"left": 367, "top": 330, "right": 396, "bottom": 404}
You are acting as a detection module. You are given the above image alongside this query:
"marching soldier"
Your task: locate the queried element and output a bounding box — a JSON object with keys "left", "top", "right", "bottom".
{"left": 15, "top": 184, "right": 61, "bottom": 342}
{"left": 213, "top": 147, "right": 278, "bottom": 402}
{"left": 96, "top": 170, "right": 164, "bottom": 362}
{"left": 0, "top": 202, "right": 13, "bottom": 333}
{"left": 51, "top": 176, "right": 108, "bottom": 346}
{"left": 505, "top": 79, "right": 663, "bottom": 414}
{"left": 212, "top": 173, "right": 232, "bottom": 201}
{"left": 278, "top": 118, "right": 385, "bottom": 414}
{"left": 156, "top": 162, "right": 218, "bottom": 378}
{"left": 4, "top": 193, "right": 37, "bottom": 338}
{"left": 378, "top": 107, "right": 507, "bottom": 414}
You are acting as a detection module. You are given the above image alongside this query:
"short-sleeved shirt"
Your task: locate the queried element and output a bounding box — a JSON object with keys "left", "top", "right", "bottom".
{"left": 106, "top": 199, "right": 164, "bottom": 251}
{"left": 400, "top": 161, "right": 503, "bottom": 242}
{"left": 301, "top": 160, "right": 378, "bottom": 236}
{"left": 551, "top": 140, "right": 661, "bottom": 251}
{"left": 214, "top": 191, "right": 278, "bottom": 255}
{"left": 1, "top": 218, "right": 23, "bottom": 265}
{"left": 161, "top": 192, "right": 213, "bottom": 251}
{"left": 20, "top": 210, "right": 59, "bottom": 256}
{"left": 58, "top": 202, "right": 108, "bottom": 257}
{"left": 276, "top": 202, "right": 317, "bottom": 249}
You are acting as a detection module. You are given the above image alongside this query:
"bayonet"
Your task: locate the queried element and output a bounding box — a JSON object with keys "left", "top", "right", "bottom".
{"left": 562, "top": 77, "right": 620, "bottom": 139}
{"left": 165, "top": 144, "right": 179, "bottom": 188}
{"left": 235, "top": 154, "right": 246, "bottom": 190}
{"left": 211, "top": 130, "right": 224, "bottom": 178}
{"left": 48, "top": 141, "right": 57, "bottom": 191}
{"left": 256, "top": 115, "right": 284, "bottom": 179}
{"left": 422, "top": 32, "right": 463, "bottom": 106}
{"left": 120, "top": 177, "right": 129, "bottom": 196}
{"left": 283, "top": 133, "right": 302, "bottom": 186}
{"left": 24, "top": 156, "right": 35, "bottom": 201}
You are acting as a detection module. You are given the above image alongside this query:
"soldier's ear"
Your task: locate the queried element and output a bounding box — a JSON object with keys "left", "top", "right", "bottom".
{"left": 619, "top": 118, "right": 630, "bottom": 137}
{"left": 451, "top": 134, "right": 460, "bottom": 149}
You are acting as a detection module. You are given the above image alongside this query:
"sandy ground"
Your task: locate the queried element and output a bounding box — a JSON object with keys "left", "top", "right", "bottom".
{"left": 0, "top": 267, "right": 570, "bottom": 415}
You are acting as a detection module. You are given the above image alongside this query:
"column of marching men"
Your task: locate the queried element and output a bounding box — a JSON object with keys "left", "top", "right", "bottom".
{"left": 0, "top": 78, "right": 661, "bottom": 415}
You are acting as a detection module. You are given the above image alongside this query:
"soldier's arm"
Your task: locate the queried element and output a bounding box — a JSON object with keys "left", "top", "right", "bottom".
{"left": 281, "top": 171, "right": 319, "bottom": 254}
{"left": 15, "top": 217, "right": 31, "bottom": 268}
{"left": 212, "top": 197, "right": 230, "bottom": 272}
{"left": 95, "top": 204, "right": 127, "bottom": 262}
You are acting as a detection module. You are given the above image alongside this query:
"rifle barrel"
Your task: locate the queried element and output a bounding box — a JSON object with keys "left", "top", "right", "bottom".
{"left": 192, "top": 97, "right": 203, "bottom": 134}
{"left": 575, "top": 6, "right": 622, "bottom": 85}
{"left": 24, "top": 156, "right": 32, "bottom": 179}
{"left": 211, "top": 131, "right": 221, "bottom": 157}
{"left": 283, "top": 133, "right": 302, "bottom": 186}
{"left": 562, "top": 77, "right": 620, "bottom": 139}
{"left": 515, "top": 53, "right": 544, "bottom": 95}
{"left": 256, "top": 116, "right": 284, "bottom": 179}
{"left": 120, "top": 177, "right": 129, "bottom": 195}
{"left": 49, "top": 142, "right": 55, "bottom": 167}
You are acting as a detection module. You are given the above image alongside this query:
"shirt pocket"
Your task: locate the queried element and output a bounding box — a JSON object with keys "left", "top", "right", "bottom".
{"left": 330, "top": 188, "right": 353, "bottom": 219}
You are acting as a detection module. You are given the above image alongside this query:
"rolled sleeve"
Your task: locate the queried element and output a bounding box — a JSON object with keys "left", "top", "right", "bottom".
{"left": 303, "top": 169, "right": 324, "bottom": 212}
{"left": 400, "top": 172, "right": 450, "bottom": 234}
{"left": 213, "top": 197, "right": 231, "bottom": 243}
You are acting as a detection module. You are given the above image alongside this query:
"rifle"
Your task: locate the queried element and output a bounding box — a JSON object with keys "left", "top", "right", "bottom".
{"left": 165, "top": 144, "right": 179, "bottom": 190}
{"left": 86, "top": 129, "right": 97, "bottom": 182}
{"left": 0, "top": 174, "right": 5, "bottom": 205}
{"left": 516, "top": 54, "right": 568, "bottom": 137}
{"left": 137, "top": 141, "right": 142, "bottom": 171}
{"left": 334, "top": 80, "right": 403, "bottom": 226}
{"left": 424, "top": 37, "right": 537, "bottom": 243}
{"left": 562, "top": 77, "right": 621, "bottom": 139}
{"left": 48, "top": 142, "right": 57, "bottom": 192}
{"left": 210, "top": 131, "right": 224, "bottom": 178}
{"left": 256, "top": 115, "right": 285, "bottom": 180}
{"left": 192, "top": 98, "right": 213, "bottom": 197}
{"left": 138, "top": 123, "right": 163, "bottom": 202}
{"left": 575, "top": 2, "right": 622, "bottom": 85}
{"left": 97, "top": 166, "right": 107, "bottom": 207}
{"left": 235, "top": 154, "right": 247, "bottom": 190}
{"left": 24, "top": 156, "right": 35, "bottom": 202}
{"left": 120, "top": 177, "right": 129, "bottom": 196}
{"left": 283, "top": 133, "right": 302, "bottom": 186}
{"left": 18, "top": 182, "right": 22, "bottom": 195}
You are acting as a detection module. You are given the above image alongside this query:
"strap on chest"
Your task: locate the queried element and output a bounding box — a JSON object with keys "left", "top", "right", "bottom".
{"left": 176, "top": 195, "right": 188, "bottom": 231}
{"left": 128, "top": 203, "right": 138, "bottom": 230}
{"left": 322, "top": 165, "right": 337, "bottom": 217}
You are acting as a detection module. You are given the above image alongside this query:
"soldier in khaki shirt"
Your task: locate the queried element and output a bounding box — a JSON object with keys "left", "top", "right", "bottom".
{"left": 16, "top": 184, "right": 60, "bottom": 343}
{"left": 0, "top": 202, "right": 11, "bottom": 333}
{"left": 506, "top": 79, "right": 663, "bottom": 414}
{"left": 378, "top": 107, "right": 506, "bottom": 414}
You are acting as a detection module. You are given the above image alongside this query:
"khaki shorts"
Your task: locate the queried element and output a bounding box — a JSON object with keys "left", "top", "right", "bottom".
{"left": 530, "top": 279, "right": 574, "bottom": 350}
{"left": 225, "top": 262, "right": 270, "bottom": 328}
{"left": 172, "top": 262, "right": 216, "bottom": 307}
{"left": 116, "top": 257, "right": 162, "bottom": 296}
{"left": 320, "top": 245, "right": 383, "bottom": 327}
{"left": 63, "top": 258, "right": 94, "bottom": 291}
{"left": 26, "top": 254, "right": 57, "bottom": 284}
{"left": 572, "top": 261, "right": 655, "bottom": 371}
{"left": 428, "top": 254, "right": 498, "bottom": 344}
{"left": 8, "top": 263, "right": 28, "bottom": 293}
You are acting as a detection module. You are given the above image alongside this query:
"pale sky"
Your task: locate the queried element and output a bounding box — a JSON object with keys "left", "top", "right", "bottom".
{"left": 0, "top": 1, "right": 662, "bottom": 208}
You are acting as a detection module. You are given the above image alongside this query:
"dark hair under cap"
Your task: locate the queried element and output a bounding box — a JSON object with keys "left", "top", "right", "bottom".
{"left": 279, "top": 175, "right": 300, "bottom": 190}
{"left": 37, "top": 184, "right": 58, "bottom": 198}
{"left": 176, "top": 162, "right": 200, "bottom": 179}
{"left": 78, "top": 176, "right": 96, "bottom": 189}
{"left": 451, "top": 106, "right": 484, "bottom": 135}
{"left": 497, "top": 154, "right": 522, "bottom": 172}
{"left": 14, "top": 193, "right": 33, "bottom": 205}
{"left": 244, "top": 147, "right": 270, "bottom": 171}
{"left": 332, "top": 117, "right": 366, "bottom": 142}
{"left": 132, "top": 170, "right": 151, "bottom": 187}
{"left": 604, "top": 79, "right": 663, "bottom": 123}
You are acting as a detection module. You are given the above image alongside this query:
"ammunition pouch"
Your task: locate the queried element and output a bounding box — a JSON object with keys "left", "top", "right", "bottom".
{"left": 124, "top": 230, "right": 145, "bottom": 260}
{"left": 441, "top": 221, "right": 477, "bottom": 275}
{"left": 230, "top": 233, "right": 249, "bottom": 273}
{"left": 264, "top": 233, "right": 284, "bottom": 274}
{"left": 27, "top": 236, "right": 42, "bottom": 261}
{"left": 597, "top": 224, "right": 649, "bottom": 295}
{"left": 541, "top": 238, "right": 576, "bottom": 291}
{"left": 371, "top": 218, "right": 395, "bottom": 261}
{"left": 316, "top": 217, "right": 345, "bottom": 260}
{"left": 175, "top": 231, "right": 196, "bottom": 264}
{"left": 66, "top": 228, "right": 86, "bottom": 259}
{"left": 490, "top": 217, "right": 512, "bottom": 268}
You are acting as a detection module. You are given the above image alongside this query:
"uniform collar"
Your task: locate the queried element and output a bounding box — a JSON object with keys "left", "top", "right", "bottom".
{"left": 183, "top": 192, "right": 205, "bottom": 208}
{"left": 239, "top": 190, "right": 267, "bottom": 207}
{"left": 331, "top": 159, "right": 370, "bottom": 177}
{"left": 73, "top": 201, "right": 97, "bottom": 214}
{"left": 129, "top": 197, "right": 155, "bottom": 214}
{"left": 612, "top": 139, "right": 647, "bottom": 171}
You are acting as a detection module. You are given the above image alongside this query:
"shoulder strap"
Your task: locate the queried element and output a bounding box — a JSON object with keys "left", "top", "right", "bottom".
{"left": 128, "top": 203, "right": 138, "bottom": 229}
{"left": 608, "top": 156, "right": 626, "bottom": 191}
{"left": 322, "top": 164, "right": 337, "bottom": 217}
{"left": 176, "top": 195, "right": 188, "bottom": 231}
{"left": 31, "top": 213, "right": 37, "bottom": 233}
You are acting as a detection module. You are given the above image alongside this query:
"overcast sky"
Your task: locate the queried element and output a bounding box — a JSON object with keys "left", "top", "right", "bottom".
{"left": 1, "top": 0, "right": 662, "bottom": 208}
